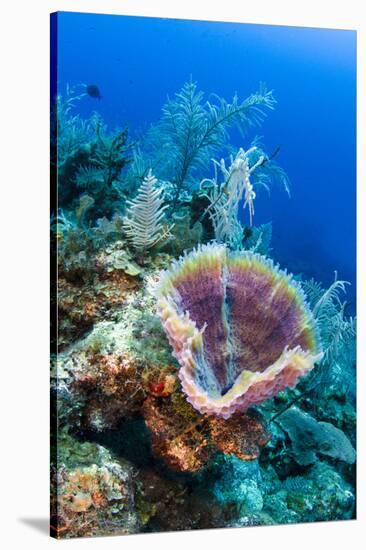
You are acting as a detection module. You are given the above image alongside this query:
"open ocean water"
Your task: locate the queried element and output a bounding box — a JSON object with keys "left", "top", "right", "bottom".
{"left": 54, "top": 12, "right": 356, "bottom": 308}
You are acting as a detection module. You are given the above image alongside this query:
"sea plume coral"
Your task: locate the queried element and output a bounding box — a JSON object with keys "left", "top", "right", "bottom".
{"left": 156, "top": 244, "right": 322, "bottom": 418}
{"left": 302, "top": 274, "right": 356, "bottom": 397}
{"left": 147, "top": 79, "right": 276, "bottom": 209}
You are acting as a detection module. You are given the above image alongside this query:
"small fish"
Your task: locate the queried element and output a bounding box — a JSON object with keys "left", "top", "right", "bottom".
{"left": 86, "top": 84, "right": 102, "bottom": 100}
{"left": 243, "top": 226, "right": 253, "bottom": 241}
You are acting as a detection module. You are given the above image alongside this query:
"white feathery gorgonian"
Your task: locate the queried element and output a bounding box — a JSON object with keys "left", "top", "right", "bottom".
{"left": 200, "top": 147, "right": 264, "bottom": 248}
{"left": 123, "top": 170, "right": 174, "bottom": 251}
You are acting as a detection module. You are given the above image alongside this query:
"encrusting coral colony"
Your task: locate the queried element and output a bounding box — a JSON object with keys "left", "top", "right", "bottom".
{"left": 51, "top": 80, "right": 356, "bottom": 538}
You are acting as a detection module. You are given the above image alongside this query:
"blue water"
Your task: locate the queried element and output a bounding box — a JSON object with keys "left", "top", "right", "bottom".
{"left": 54, "top": 12, "right": 356, "bottom": 309}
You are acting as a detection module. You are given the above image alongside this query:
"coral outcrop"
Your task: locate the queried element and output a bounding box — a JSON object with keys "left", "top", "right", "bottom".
{"left": 51, "top": 434, "right": 140, "bottom": 538}
{"left": 55, "top": 238, "right": 142, "bottom": 351}
{"left": 208, "top": 413, "right": 270, "bottom": 461}
{"left": 156, "top": 243, "right": 322, "bottom": 418}
{"left": 277, "top": 407, "right": 356, "bottom": 465}
{"left": 142, "top": 393, "right": 213, "bottom": 472}
{"left": 57, "top": 270, "right": 139, "bottom": 350}
{"left": 142, "top": 392, "right": 269, "bottom": 472}
{"left": 71, "top": 353, "right": 145, "bottom": 431}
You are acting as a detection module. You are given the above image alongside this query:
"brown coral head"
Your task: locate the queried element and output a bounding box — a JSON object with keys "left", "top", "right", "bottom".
{"left": 208, "top": 412, "right": 270, "bottom": 461}
{"left": 156, "top": 244, "right": 322, "bottom": 419}
{"left": 142, "top": 394, "right": 212, "bottom": 473}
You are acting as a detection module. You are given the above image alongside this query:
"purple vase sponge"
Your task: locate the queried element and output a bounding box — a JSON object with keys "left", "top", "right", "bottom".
{"left": 156, "top": 244, "right": 322, "bottom": 419}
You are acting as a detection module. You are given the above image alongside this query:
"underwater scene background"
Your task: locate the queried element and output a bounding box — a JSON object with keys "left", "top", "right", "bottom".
{"left": 50, "top": 12, "right": 357, "bottom": 539}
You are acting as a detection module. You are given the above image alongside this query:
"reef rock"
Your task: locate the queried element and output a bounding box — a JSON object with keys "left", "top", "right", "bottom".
{"left": 57, "top": 269, "right": 139, "bottom": 350}
{"left": 51, "top": 434, "right": 140, "bottom": 539}
{"left": 156, "top": 244, "right": 322, "bottom": 418}
{"left": 142, "top": 393, "right": 212, "bottom": 473}
{"left": 142, "top": 392, "right": 270, "bottom": 472}
{"left": 212, "top": 457, "right": 263, "bottom": 513}
{"left": 71, "top": 352, "right": 145, "bottom": 431}
{"left": 208, "top": 412, "right": 270, "bottom": 461}
{"left": 278, "top": 407, "right": 356, "bottom": 465}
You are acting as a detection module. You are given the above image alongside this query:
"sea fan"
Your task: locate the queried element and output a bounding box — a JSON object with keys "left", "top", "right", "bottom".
{"left": 90, "top": 126, "right": 133, "bottom": 187}
{"left": 123, "top": 170, "right": 174, "bottom": 251}
{"left": 301, "top": 278, "right": 324, "bottom": 309}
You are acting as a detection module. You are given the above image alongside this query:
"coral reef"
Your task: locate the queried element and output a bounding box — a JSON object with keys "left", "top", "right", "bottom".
{"left": 70, "top": 353, "right": 145, "bottom": 431}
{"left": 156, "top": 243, "right": 322, "bottom": 418}
{"left": 142, "top": 393, "right": 270, "bottom": 472}
{"left": 212, "top": 457, "right": 263, "bottom": 513}
{"left": 51, "top": 77, "right": 356, "bottom": 538}
{"left": 57, "top": 267, "right": 139, "bottom": 351}
{"left": 267, "top": 461, "right": 355, "bottom": 523}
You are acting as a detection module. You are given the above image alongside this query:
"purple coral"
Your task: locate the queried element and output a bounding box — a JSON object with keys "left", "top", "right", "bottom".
{"left": 156, "top": 244, "right": 322, "bottom": 419}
